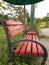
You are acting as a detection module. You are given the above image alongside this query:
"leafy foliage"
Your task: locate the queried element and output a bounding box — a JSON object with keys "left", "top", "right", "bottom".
{"left": 34, "top": 17, "right": 49, "bottom": 31}
{"left": 0, "top": 1, "right": 29, "bottom": 22}
{"left": 0, "top": 14, "right": 9, "bottom": 20}
{"left": 0, "top": 2, "right": 6, "bottom": 10}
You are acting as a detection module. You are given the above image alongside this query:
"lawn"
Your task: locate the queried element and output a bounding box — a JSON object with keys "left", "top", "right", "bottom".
{"left": 0, "top": 25, "right": 40, "bottom": 65}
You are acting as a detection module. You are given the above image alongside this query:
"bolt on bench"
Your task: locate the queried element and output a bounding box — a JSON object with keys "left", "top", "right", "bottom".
{"left": 1, "top": 20, "right": 48, "bottom": 65}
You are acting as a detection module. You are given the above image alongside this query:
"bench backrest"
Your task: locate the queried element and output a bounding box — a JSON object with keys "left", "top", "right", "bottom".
{"left": 3, "top": 20, "right": 25, "bottom": 37}
{"left": 1, "top": 20, "right": 25, "bottom": 44}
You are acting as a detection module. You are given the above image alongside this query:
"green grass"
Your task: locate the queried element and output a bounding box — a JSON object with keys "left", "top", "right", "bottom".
{"left": 35, "top": 21, "right": 49, "bottom": 31}
{"left": 0, "top": 25, "right": 40, "bottom": 65}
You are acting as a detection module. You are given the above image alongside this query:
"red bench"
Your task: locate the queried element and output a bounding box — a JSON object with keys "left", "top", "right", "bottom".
{"left": 1, "top": 20, "right": 48, "bottom": 65}
{"left": 14, "top": 34, "right": 44, "bottom": 56}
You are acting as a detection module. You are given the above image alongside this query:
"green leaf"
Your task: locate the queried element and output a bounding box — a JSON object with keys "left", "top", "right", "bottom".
{"left": 2, "top": 6, "right": 6, "bottom": 10}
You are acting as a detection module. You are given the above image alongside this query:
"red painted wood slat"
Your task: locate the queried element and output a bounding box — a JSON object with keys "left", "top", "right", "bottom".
{"left": 19, "top": 35, "right": 29, "bottom": 55}
{"left": 8, "top": 28, "right": 24, "bottom": 38}
{"left": 32, "top": 43, "right": 38, "bottom": 56}
{"left": 33, "top": 34, "right": 44, "bottom": 56}
{"left": 37, "top": 44, "right": 44, "bottom": 56}
{"left": 4, "top": 20, "right": 23, "bottom": 26}
{"left": 35, "top": 35, "right": 39, "bottom": 41}
{"left": 7, "top": 26, "right": 25, "bottom": 32}
{"left": 19, "top": 41, "right": 27, "bottom": 55}
{"left": 14, "top": 42, "right": 24, "bottom": 55}
{"left": 27, "top": 31, "right": 36, "bottom": 35}
{"left": 26, "top": 35, "right": 31, "bottom": 55}
{"left": 33, "top": 35, "right": 36, "bottom": 40}
{"left": 32, "top": 35, "right": 38, "bottom": 56}
{"left": 14, "top": 35, "right": 27, "bottom": 55}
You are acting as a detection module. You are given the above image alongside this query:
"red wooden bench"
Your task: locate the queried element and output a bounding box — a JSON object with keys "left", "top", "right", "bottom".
{"left": 1, "top": 20, "right": 48, "bottom": 65}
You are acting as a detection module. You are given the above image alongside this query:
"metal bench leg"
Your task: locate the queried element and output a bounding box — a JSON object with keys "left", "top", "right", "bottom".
{"left": 8, "top": 49, "right": 13, "bottom": 62}
{"left": 8, "top": 43, "right": 13, "bottom": 62}
{"left": 8, "top": 49, "right": 16, "bottom": 65}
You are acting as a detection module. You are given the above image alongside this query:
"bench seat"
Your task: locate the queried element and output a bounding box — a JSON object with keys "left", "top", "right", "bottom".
{"left": 14, "top": 33, "right": 44, "bottom": 56}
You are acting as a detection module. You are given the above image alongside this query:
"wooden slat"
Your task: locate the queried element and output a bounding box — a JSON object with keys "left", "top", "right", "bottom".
{"left": 32, "top": 35, "right": 36, "bottom": 40}
{"left": 33, "top": 35, "right": 44, "bottom": 56}
{"left": 7, "top": 26, "right": 24, "bottom": 32}
{"left": 37, "top": 44, "right": 44, "bottom": 56}
{"left": 26, "top": 35, "right": 31, "bottom": 55}
{"left": 14, "top": 35, "right": 29, "bottom": 55}
{"left": 32, "top": 35, "right": 38, "bottom": 56}
{"left": 23, "top": 35, "right": 28, "bottom": 39}
{"left": 27, "top": 31, "right": 36, "bottom": 35}
{"left": 8, "top": 28, "right": 24, "bottom": 38}
{"left": 24, "top": 35, "right": 29, "bottom": 39}
{"left": 20, "top": 41, "right": 28, "bottom": 55}
{"left": 14, "top": 42, "right": 24, "bottom": 55}
{"left": 19, "top": 35, "right": 29, "bottom": 55}
{"left": 32, "top": 43, "right": 38, "bottom": 56}
{"left": 4, "top": 20, "right": 23, "bottom": 26}
{"left": 35, "top": 35, "right": 39, "bottom": 41}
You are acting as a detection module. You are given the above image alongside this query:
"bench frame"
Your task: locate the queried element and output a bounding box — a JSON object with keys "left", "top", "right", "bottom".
{"left": 1, "top": 21, "right": 48, "bottom": 65}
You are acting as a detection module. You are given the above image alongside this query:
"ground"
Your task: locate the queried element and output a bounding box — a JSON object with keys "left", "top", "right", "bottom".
{"left": 40, "top": 39, "right": 49, "bottom": 65}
